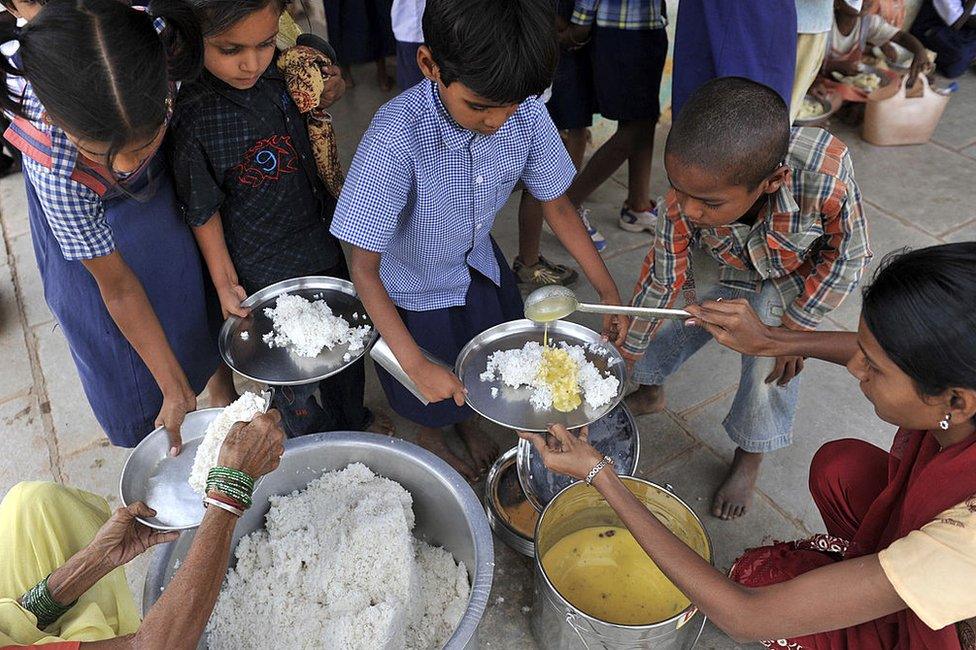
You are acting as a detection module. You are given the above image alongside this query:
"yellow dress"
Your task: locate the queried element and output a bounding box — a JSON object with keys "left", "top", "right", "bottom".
{"left": 0, "top": 482, "right": 141, "bottom": 646}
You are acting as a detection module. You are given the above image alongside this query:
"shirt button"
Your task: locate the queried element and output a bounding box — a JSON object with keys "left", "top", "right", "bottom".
{"left": 475, "top": 175, "right": 484, "bottom": 185}
{"left": 475, "top": 223, "right": 482, "bottom": 230}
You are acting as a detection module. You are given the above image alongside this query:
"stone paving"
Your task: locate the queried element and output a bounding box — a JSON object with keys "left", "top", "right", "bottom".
{"left": 1, "top": 65, "right": 974, "bottom": 648}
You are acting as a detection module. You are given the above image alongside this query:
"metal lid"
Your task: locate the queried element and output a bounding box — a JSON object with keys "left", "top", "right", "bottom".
{"left": 516, "top": 402, "right": 639, "bottom": 512}
{"left": 484, "top": 446, "right": 537, "bottom": 557}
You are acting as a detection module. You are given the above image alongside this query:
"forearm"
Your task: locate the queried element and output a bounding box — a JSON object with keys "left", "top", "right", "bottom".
{"left": 892, "top": 31, "right": 927, "bottom": 59}
{"left": 35, "top": 549, "right": 115, "bottom": 610}
{"left": 192, "top": 213, "right": 239, "bottom": 291}
{"left": 131, "top": 507, "right": 237, "bottom": 649}
{"left": 759, "top": 327, "right": 857, "bottom": 366}
{"left": 955, "top": 0, "right": 976, "bottom": 28}
{"left": 348, "top": 248, "right": 423, "bottom": 371}
{"left": 543, "top": 197, "right": 620, "bottom": 303}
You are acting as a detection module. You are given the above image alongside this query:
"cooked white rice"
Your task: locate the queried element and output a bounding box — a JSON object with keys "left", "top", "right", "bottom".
{"left": 206, "top": 463, "right": 470, "bottom": 650}
{"left": 480, "top": 341, "right": 619, "bottom": 410}
{"left": 262, "top": 293, "right": 371, "bottom": 358}
{"left": 189, "top": 392, "right": 267, "bottom": 494}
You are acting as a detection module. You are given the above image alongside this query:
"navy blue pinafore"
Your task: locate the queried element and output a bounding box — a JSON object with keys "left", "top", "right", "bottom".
{"left": 6, "top": 117, "right": 220, "bottom": 447}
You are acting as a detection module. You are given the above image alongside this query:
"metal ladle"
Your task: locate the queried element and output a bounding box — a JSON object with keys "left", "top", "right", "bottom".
{"left": 523, "top": 285, "right": 691, "bottom": 323}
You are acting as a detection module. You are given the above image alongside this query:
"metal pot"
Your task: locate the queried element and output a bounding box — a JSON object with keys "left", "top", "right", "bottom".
{"left": 143, "top": 432, "right": 494, "bottom": 649}
{"left": 531, "top": 478, "right": 712, "bottom": 649}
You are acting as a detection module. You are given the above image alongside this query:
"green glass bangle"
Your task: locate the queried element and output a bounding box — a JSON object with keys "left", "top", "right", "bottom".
{"left": 205, "top": 480, "right": 252, "bottom": 507}
{"left": 208, "top": 466, "right": 255, "bottom": 486}
{"left": 21, "top": 575, "right": 74, "bottom": 629}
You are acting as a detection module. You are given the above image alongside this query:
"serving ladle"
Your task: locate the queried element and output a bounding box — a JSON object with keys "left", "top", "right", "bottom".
{"left": 523, "top": 285, "right": 691, "bottom": 323}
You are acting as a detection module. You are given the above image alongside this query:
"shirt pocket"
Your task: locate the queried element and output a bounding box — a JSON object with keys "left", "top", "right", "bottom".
{"left": 492, "top": 171, "right": 521, "bottom": 214}
{"left": 766, "top": 219, "right": 825, "bottom": 270}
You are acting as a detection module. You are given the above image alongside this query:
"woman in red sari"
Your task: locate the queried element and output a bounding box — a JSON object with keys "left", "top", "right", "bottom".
{"left": 521, "top": 242, "right": 976, "bottom": 649}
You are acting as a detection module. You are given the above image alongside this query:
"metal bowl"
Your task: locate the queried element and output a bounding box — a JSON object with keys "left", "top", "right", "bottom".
{"left": 517, "top": 402, "right": 639, "bottom": 512}
{"left": 455, "top": 319, "right": 626, "bottom": 432}
{"left": 218, "top": 276, "right": 378, "bottom": 386}
{"left": 794, "top": 93, "right": 834, "bottom": 126}
{"left": 143, "top": 432, "right": 494, "bottom": 649}
{"left": 119, "top": 409, "right": 221, "bottom": 530}
{"left": 485, "top": 446, "right": 537, "bottom": 557}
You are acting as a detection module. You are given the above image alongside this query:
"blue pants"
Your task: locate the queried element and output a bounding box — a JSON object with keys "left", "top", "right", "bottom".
{"left": 632, "top": 279, "right": 799, "bottom": 453}
{"left": 395, "top": 41, "right": 424, "bottom": 90}
{"left": 911, "top": 1, "right": 976, "bottom": 79}
{"left": 671, "top": 0, "right": 797, "bottom": 116}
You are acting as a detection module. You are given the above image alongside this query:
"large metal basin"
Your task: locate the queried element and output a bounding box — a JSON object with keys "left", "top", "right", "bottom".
{"left": 143, "top": 432, "right": 494, "bottom": 649}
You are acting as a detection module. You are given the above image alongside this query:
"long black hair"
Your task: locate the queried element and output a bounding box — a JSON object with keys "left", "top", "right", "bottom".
{"left": 0, "top": 0, "right": 203, "bottom": 168}
{"left": 189, "top": 0, "right": 290, "bottom": 37}
{"left": 862, "top": 242, "right": 976, "bottom": 410}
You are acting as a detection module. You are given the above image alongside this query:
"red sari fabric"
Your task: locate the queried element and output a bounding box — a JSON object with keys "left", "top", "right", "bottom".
{"left": 732, "top": 430, "right": 976, "bottom": 650}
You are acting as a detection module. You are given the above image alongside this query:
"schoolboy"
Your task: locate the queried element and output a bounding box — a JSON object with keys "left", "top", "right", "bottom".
{"left": 331, "top": 0, "right": 626, "bottom": 481}
{"left": 624, "top": 77, "right": 871, "bottom": 521}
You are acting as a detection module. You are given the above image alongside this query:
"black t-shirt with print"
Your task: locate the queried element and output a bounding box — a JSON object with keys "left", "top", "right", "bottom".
{"left": 168, "top": 65, "right": 342, "bottom": 292}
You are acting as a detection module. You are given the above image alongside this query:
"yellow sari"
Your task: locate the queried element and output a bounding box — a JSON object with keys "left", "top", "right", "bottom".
{"left": 0, "top": 482, "right": 140, "bottom": 646}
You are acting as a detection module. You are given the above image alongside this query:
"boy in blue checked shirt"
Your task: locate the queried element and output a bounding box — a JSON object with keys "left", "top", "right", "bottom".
{"left": 623, "top": 78, "right": 871, "bottom": 521}
{"left": 332, "top": 0, "right": 628, "bottom": 481}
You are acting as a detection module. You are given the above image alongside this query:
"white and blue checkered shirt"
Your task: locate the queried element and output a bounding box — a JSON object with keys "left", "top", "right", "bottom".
{"left": 331, "top": 79, "right": 576, "bottom": 311}
{"left": 19, "top": 83, "right": 115, "bottom": 261}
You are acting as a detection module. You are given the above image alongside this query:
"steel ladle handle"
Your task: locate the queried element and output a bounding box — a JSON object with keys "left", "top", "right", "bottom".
{"left": 576, "top": 302, "right": 692, "bottom": 320}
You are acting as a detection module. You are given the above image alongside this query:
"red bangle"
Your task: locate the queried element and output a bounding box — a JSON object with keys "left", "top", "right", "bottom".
{"left": 206, "top": 490, "right": 246, "bottom": 511}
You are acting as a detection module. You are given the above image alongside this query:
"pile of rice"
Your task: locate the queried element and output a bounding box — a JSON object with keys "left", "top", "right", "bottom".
{"left": 480, "top": 341, "right": 619, "bottom": 410}
{"left": 206, "top": 463, "right": 470, "bottom": 650}
{"left": 262, "top": 293, "right": 371, "bottom": 358}
{"left": 189, "top": 392, "right": 267, "bottom": 494}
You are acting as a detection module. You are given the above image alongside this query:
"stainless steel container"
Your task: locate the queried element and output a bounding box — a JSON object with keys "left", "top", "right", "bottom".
{"left": 484, "top": 446, "right": 538, "bottom": 557}
{"left": 143, "top": 432, "right": 493, "bottom": 649}
{"left": 531, "top": 478, "right": 712, "bottom": 649}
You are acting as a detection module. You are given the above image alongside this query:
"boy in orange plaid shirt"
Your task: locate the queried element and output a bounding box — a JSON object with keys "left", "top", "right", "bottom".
{"left": 624, "top": 77, "right": 871, "bottom": 521}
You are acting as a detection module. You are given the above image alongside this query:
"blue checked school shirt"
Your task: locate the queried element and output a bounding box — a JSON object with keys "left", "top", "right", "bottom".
{"left": 331, "top": 79, "right": 577, "bottom": 311}
{"left": 571, "top": 0, "right": 667, "bottom": 29}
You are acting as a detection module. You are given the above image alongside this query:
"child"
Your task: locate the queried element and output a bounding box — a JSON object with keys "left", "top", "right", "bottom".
{"left": 391, "top": 0, "right": 425, "bottom": 90}
{"left": 910, "top": 0, "right": 975, "bottom": 78}
{"left": 331, "top": 0, "right": 627, "bottom": 481}
{"left": 791, "top": 0, "right": 833, "bottom": 122}
{"left": 323, "top": 0, "right": 396, "bottom": 90}
{"left": 819, "top": 0, "right": 927, "bottom": 99}
{"left": 0, "top": 0, "right": 228, "bottom": 453}
{"left": 554, "top": 0, "right": 669, "bottom": 237}
{"left": 169, "top": 0, "right": 389, "bottom": 438}
{"left": 623, "top": 77, "right": 871, "bottom": 521}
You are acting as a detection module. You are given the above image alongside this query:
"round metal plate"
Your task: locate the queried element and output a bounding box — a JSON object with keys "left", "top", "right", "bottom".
{"left": 455, "top": 319, "right": 625, "bottom": 432}
{"left": 218, "top": 276, "right": 377, "bottom": 386}
{"left": 119, "top": 409, "right": 221, "bottom": 530}
{"left": 517, "top": 402, "right": 639, "bottom": 512}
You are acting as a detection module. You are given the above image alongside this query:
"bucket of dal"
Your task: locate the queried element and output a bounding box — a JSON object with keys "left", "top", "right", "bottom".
{"left": 532, "top": 477, "right": 712, "bottom": 649}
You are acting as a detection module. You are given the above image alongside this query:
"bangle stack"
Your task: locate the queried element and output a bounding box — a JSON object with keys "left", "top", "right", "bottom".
{"left": 205, "top": 466, "right": 255, "bottom": 511}
{"left": 21, "top": 575, "right": 74, "bottom": 629}
{"left": 585, "top": 455, "right": 614, "bottom": 485}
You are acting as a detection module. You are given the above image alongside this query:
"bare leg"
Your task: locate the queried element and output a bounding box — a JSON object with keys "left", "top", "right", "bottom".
{"left": 567, "top": 119, "right": 655, "bottom": 207}
{"left": 712, "top": 448, "right": 763, "bottom": 521}
{"left": 416, "top": 426, "right": 478, "bottom": 481}
{"left": 341, "top": 65, "right": 355, "bottom": 87}
{"left": 376, "top": 58, "right": 394, "bottom": 91}
{"left": 455, "top": 416, "right": 499, "bottom": 478}
{"left": 625, "top": 121, "right": 656, "bottom": 212}
{"left": 624, "top": 384, "right": 666, "bottom": 416}
{"left": 204, "top": 364, "right": 238, "bottom": 408}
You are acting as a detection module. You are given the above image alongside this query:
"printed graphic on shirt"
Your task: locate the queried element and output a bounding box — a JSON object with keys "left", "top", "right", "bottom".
{"left": 235, "top": 135, "right": 298, "bottom": 188}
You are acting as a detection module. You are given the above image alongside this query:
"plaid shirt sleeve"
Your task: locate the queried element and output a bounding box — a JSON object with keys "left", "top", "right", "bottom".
{"left": 330, "top": 128, "right": 413, "bottom": 253}
{"left": 521, "top": 107, "right": 577, "bottom": 202}
{"left": 22, "top": 158, "right": 113, "bottom": 261}
{"left": 623, "top": 195, "right": 694, "bottom": 356}
{"left": 781, "top": 179, "right": 872, "bottom": 331}
{"left": 571, "top": 0, "right": 600, "bottom": 25}
{"left": 167, "top": 121, "right": 225, "bottom": 228}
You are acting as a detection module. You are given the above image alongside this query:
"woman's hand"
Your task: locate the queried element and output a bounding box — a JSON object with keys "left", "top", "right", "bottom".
{"left": 517, "top": 424, "right": 604, "bottom": 481}
{"left": 156, "top": 384, "right": 197, "bottom": 457}
{"left": 85, "top": 502, "right": 180, "bottom": 570}
{"left": 217, "top": 410, "right": 286, "bottom": 478}
{"left": 685, "top": 299, "right": 775, "bottom": 356}
{"left": 217, "top": 281, "right": 249, "bottom": 320}
{"left": 408, "top": 359, "right": 467, "bottom": 406}
{"left": 319, "top": 64, "right": 345, "bottom": 108}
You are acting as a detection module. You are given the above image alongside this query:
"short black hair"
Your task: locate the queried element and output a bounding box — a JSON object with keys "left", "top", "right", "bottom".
{"left": 863, "top": 243, "right": 976, "bottom": 417}
{"left": 422, "top": 0, "right": 557, "bottom": 104}
{"left": 0, "top": 0, "right": 47, "bottom": 10}
{"left": 666, "top": 77, "right": 790, "bottom": 190}
{"left": 190, "top": 0, "right": 290, "bottom": 37}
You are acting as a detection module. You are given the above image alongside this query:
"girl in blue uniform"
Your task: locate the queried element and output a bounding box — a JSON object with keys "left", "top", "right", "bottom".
{"left": 0, "top": 0, "right": 229, "bottom": 453}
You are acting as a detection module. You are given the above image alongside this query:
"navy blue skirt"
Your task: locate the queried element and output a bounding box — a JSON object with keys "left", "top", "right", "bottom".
{"left": 376, "top": 240, "right": 524, "bottom": 428}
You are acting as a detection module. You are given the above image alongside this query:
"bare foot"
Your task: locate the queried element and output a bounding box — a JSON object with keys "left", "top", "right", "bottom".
{"left": 366, "top": 412, "right": 395, "bottom": 436}
{"left": 341, "top": 65, "right": 355, "bottom": 88}
{"left": 712, "top": 448, "right": 763, "bottom": 521}
{"left": 417, "top": 426, "right": 478, "bottom": 482}
{"left": 625, "top": 384, "right": 666, "bottom": 416}
{"left": 455, "top": 418, "right": 499, "bottom": 478}
{"left": 205, "top": 365, "right": 238, "bottom": 408}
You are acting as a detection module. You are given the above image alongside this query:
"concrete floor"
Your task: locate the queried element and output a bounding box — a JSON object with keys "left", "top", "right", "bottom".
{"left": 1, "top": 64, "right": 974, "bottom": 648}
